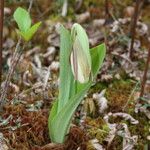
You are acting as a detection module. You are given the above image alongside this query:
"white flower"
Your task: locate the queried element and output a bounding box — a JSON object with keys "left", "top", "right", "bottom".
{"left": 70, "top": 23, "right": 91, "bottom": 83}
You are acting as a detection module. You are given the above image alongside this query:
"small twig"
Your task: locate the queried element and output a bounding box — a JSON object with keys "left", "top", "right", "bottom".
{"left": 39, "top": 7, "right": 51, "bottom": 18}
{"left": 61, "top": 0, "right": 68, "bottom": 17}
{"left": 0, "top": 1, "right": 33, "bottom": 110}
{"left": 116, "top": 0, "right": 126, "bottom": 7}
{"left": 140, "top": 46, "right": 150, "bottom": 98}
{"left": 43, "top": 65, "right": 51, "bottom": 90}
{"left": 105, "top": 0, "right": 109, "bottom": 15}
{"left": 15, "top": 82, "right": 43, "bottom": 99}
{"left": 104, "top": 0, "right": 110, "bottom": 24}
{"left": 0, "top": 0, "right": 4, "bottom": 85}
{"left": 0, "top": 43, "right": 26, "bottom": 106}
{"left": 129, "top": 0, "right": 142, "bottom": 60}
{"left": 122, "top": 81, "right": 140, "bottom": 111}
{"left": 28, "top": 0, "right": 34, "bottom": 13}
{"left": 109, "top": 11, "right": 126, "bottom": 36}
{"left": 111, "top": 51, "right": 133, "bottom": 65}
{"left": 34, "top": 0, "right": 42, "bottom": 16}
{"left": 75, "top": 0, "right": 83, "bottom": 12}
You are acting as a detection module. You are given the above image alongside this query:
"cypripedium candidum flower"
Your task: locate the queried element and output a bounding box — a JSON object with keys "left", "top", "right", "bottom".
{"left": 70, "top": 23, "right": 92, "bottom": 83}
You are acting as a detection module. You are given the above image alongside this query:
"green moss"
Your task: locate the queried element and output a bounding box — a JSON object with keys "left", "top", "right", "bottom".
{"left": 106, "top": 80, "right": 135, "bottom": 112}
{"left": 85, "top": 117, "right": 106, "bottom": 128}
{"left": 84, "top": 0, "right": 105, "bottom": 9}
{"left": 86, "top": 142, "right": 95, "bottom": 150}
{"left": 67, "top": 7, "right": 76, "bottom": 21}
{"left": 126, "top": 112, "right": 150, "bottom": 150}
{"left": 88, "top": 127, "right": 109, "bottom": 144}
{"left": 142, "top": 5, "right": 150, "bottom": 25}
{"left": 89, "top": 81, "right": 108, "bottom": 95}
{"left": 86, "top": 117, "right": 110, "bottom": 145}
{"left": 138, "top": 59, "right": 146, "bottom": 71}
{"left": 110, "top": 136, "right": 123, "bottom": 150}
{"left": 49, "top": 14, "right": 64, "bottom": 22}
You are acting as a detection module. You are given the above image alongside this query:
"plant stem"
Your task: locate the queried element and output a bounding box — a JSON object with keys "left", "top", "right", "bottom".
{"left": 28, "top": 0, "right": 34, "bottom": 13}
{"left": 122, "top": 81, "right": 140, "bottom": 111}
{"left": 0, "top": 0, "right": 4, "bottom": 86}
{"left": 75, "top": 0, "right": 83, "bottom": 12}
{"left": 0, "top": 40, "right": 26, "bottom": 109}
{"left": 140, "top": 46, "right": 150, "bottom": 98}
{"left": 104, "top": 0, "right": 112, "bottom": 25}
{"left": 129, "top": 0, "right": 142, "bottom": 60}
{"left": 61, "top": 0, "right": 68, "bottom": 17}
{"left": 0, "top": 1, "right": 33, "bottom": 110}
{"left": 105, "top": 0, "right": 109, "bottom": 23}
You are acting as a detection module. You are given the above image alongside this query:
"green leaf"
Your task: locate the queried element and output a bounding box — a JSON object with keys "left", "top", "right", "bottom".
{"left": 49, "top": 82, "right": 91, "bottom": 143}
{"left": 49, "top": 43, "right": 106, "bottom": 143}
{"left": 49, "top": 100, "right": 58, "bottom": 122}
{"left": 57, "top": 25, "right": 75, "bottom": 112}
{"left": 13, "top": 7, "right": 31, "bottom": 32}
{"left": 48, "top": 100, "right": 58, "bottom": 139}
{"left": 18, "top": 22, "right": 41, "bottom": 41}
{"left": 90, "top": 43, "right": 106, "bottom": 76}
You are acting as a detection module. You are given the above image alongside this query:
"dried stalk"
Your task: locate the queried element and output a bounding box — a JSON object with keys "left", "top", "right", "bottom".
{"left": 105, "top": 0, "right": 109, "bottom": 17}
{"left": 0, "top": 0, "right": 4, "bottom": 85}
{"left": 104, "top": 0, "right": 110, "bottom": 24}
{"left": 0, "top": 40, "right": 26, "bottom": 106}
{"left": 28, "top": 0, "right": 34, "bottom": 13}
{"left": 140, "top": 46, "right": 150, "bottom": 98}
{"left": 75, "top": 0, "right": 83, "bottom": 12}
{"left": 61, "top": 0, "right": 68, "bottom": 17}
{"left": 0, "top": 1, "right": 33, "bottom": 110}
{"left": 129, "top": 0, "right": 142, "bottom": 60}
{"left": 122, "top": 81, "right": 140, "bottom": 111}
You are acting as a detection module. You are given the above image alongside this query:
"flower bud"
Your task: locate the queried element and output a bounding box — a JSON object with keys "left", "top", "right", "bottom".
{"left": 70, "top": 23, "right": 91, "bottom": 83}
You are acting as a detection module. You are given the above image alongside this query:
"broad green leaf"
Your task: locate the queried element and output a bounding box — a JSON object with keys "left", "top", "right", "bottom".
{"left": 18, "top": 22, "right": 41, "bottom": 41}
{"left": 48, "top": 100, "right": 58, "bottom": 139}
{"left": 49, "top": 43, "right": 106, "bottom": 143}
{"left": 49, "top": 81, "right": 91, "bottom": 143}
{"left": 57, "top": 25, "right": 74, "bottom": 112}
{"left": 13, "top": 7, "right": 31, "bottom": 32}
{"left": 90, "top": 43, "right": 106, "bottom": 76}
{"left": 48, "top": 100, "right": 58, "bottom": 122}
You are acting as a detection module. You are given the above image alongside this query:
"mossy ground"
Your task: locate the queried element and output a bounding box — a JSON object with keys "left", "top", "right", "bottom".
{"left": 85, "top": 78, "right": 149, "bottom": 149}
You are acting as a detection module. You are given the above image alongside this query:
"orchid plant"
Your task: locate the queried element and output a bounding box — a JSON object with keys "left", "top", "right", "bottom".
{"left": 48, "top": 23, "right": 106, "bottom": 143}
{"left": 13, "top": 7, "right": 106, "bottom": 144}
